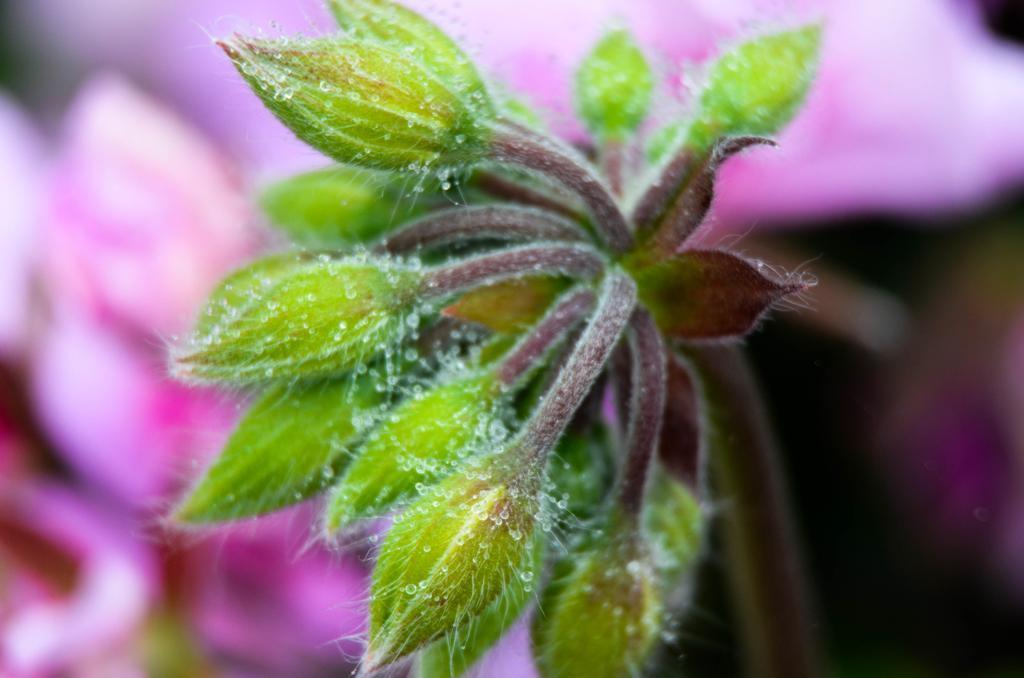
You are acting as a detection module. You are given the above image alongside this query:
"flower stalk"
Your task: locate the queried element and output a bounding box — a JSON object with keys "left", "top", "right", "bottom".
{"left": 174, "top": 6, "right": 826, "bottom": 675}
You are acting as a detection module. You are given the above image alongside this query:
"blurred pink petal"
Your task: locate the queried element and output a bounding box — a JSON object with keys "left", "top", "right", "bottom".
{"left": 43, "top": 74, "right": 254, "bottom": 338}
{"left": 714, "top": 0, "right": 1024, "bottom": 227}
{"left": 0, "top": 483, "right": 156, "bottom": 675}
{"left": 468, "top": 619, "right": 539, "bottom": 678}
{"left": 182, "top": 510, "right": 367, "bottom": 674}
{"left": 32, "top": 307, "right": 235, "bottom": 507}
{"left": 0, "top": 93, "right": 42, "bottom": 359}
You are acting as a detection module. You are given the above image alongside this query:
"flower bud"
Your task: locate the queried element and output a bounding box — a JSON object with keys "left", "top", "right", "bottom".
{"left": 688, "top": 24, "right": 822, "bottom": 151}
{"left": 327, "top": 0, "right": 493, "bottom": 119}
{"left": 175, "top": 373, "right": 384, "bottom": 523}
{"left": 260, "top": 166, "right": 428, "bottom": 247}
{"left": 366, "top": 454, "right": 541, "bottom": 671}
{"left": 533, "top": 516, "right": 663, "bottom": 678}
{"left": 218, "top": 34, "right": 493, "bottom": 172}
{"left": 644, "top": 473, "right": 705, "bottom": 581}
{"left": 417, "top": 535, "right": 545, "bottom": 678}
{"left": 575, "top": 28, "right": 654, "bottom": 142}
{"left": 173, "top": 254, "right": 422, "bottom": 383}
{"left": 324, "top": 369, "right": 506, "bottom": 532}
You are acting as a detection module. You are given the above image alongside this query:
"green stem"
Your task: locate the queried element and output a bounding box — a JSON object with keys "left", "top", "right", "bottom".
{"left": 684, "top": 344, "right": 822, "bottom": 678}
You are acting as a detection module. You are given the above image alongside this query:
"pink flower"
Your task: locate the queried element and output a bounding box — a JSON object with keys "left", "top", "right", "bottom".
{"left": 32, "top": 76, "right": 252, "bottom": 508}
{"left": 42, "top": 75, "right": 253, "bottom": 338}
{"left": 0, "top": 482, "right": 156, "bottom": 676}
{"left": 32, "top": 307, "right": 235, "bottom": 507}
{"left": 179, "top": 511, "right": 368, "bottom": 675}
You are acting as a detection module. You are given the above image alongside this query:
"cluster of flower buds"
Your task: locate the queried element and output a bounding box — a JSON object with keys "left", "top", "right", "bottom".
{"left": 172, "top": 1, "right": 820, "bottom": 675}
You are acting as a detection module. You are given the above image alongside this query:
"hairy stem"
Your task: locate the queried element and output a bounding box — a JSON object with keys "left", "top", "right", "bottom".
{"left": 490, "top": 124, "right": 633, "bottom": 254}
{"left": 473, "top": 171, "right": 583, "bottom": 222}
{"left": 520, "top": 271, "right": 637, "bottom": 466}
{"left": 684, "top": 345, "right": 821, "bottom": 678}
{"left": 601, "top": 140, "right": 626, "bottom": 197}
{"left": 422, "top": 244, "right": 605, "bottom": 298}
{"left": 497, "top": 287, "right": 596, "bottom": 387}
{"left": 615, "top": 309, "right": 666, "bottom": 517}
{"left": 379, "top": 205, "right": 588, "bottom": 254}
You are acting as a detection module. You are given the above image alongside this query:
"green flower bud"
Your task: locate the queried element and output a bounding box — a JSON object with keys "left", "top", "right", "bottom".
{"left": 366, "top": 455, "right": 541, "bottom": 671}
{"left": 533, "top": 516, "right": 663, "bottom": 678}
{"left": 175, "top": 374, "right": 384, "bottom": 523}
{"left": 327, "top": 0, "right": 493, "bottom": 118}
{"left": 323, "top": 369, "right": 506, "bottom": 532}
{"left": 688, "top": 24, "right": 822, "bottom": 151}
{"left": 644, "top": 473, "right": 705, "bottom": 581}
{"left": 173, "top": 254, "right": 422, "bottom": 383}
{"left": 418, "top": 536, "right": 545, "bottom": 678}
{"left": 218, "top": 34, "right": 493, "bottom": 171}
{"left": 575, "top": 28, "right": 654, "bottom": 142}
{"left": 260, "top": 166, "right": 429, "bottom": 247}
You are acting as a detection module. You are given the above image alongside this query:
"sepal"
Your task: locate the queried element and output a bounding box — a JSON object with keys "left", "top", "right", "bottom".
{"left": 627, "top": 249, "right": 806, "bottom": 340}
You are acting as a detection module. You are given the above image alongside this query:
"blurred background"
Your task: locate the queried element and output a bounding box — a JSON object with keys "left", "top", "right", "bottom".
{"left": 1, "top": 0, "right": 1024, "bottom": 676}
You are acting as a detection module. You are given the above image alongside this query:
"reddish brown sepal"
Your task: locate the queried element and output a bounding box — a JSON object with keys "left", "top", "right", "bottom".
{"left": 442, "top": 276, "right": 569, "bottom": 333}
{"left": 628, "top": 249, "right": 807, "bottom": 340}
{"left": 632, "top": 136, "right": 775, "bottom": 256}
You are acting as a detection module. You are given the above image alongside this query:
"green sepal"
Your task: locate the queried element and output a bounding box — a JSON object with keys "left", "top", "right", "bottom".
{"left": 327, "top": 0, "right": 494, "bottom": 118}
{"left": 219, "top": 34, "right": 493, "bottom": 171}
{"left": 191, "top": 252, "right": 309, "bottom": 339}
{"left": 323, "top": 369, "right": 505, "bottom": 532}
{"left": 417, "top": 535, "right": 545, "bottom": 678}
{"left": 173, "top": 255, "right": 422, "bottom": 383}
{"left": 174, "top": 375, "right": 385, "bottom": 523}
{"left": 687, "top": 24, "right": 822, "bottom": 151}
{"left": 260, "top": 166, "right": 428, "bottom": 247}
{"left": 367, "top": 454, "right": 541, "bottom": 671}
{"left": 575, "top": 28, "right": 654, "bottom": 142}
{"left": 532, "top": 514, "right": 663, "bottom": 678}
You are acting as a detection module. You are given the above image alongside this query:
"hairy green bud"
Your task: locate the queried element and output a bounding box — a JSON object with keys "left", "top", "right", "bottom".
{"left": 644, "top": 473, "right": 704, "bottom": 581}
{"left": 260, "top": 166, "right": 427, "bottom": 246}
{"left": 327, "top": 0, "right": 493, "bottom": 118}
{"left": 366, "top": 455, "right": 541, "bottom": 670}
{"left": 575, "top": 28, "right": 654, "bottom": 142}
{"left": 688, "top": 24, "right": 822, "bottom": 151}
{"left": 418, "top": 536, "right": 544, "bottom": 678}
{"left": 218, "top": 34, "right": 493, "bottom": 171}
{"left": 173, "top": 255, "right": 421, "bottom": 383}
{"left": 324, "top": 369, "right": 505, "bottom": 531}
{"left": 174, "top": 375, "right": 384, "bottom": 523}
{"left": 533, "top": 517, "right": 663, "bottom": 678}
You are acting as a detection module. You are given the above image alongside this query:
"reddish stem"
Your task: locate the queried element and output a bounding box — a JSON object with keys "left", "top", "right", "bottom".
{"left": 422, "top": 244, "right": 605, "bottom": 298}
{"left": 490, "top": 125, "right": 633, "bottom": 254}
{"left": 496, "top": 288, "right": 596, "bottom": 387}
{"left": 615, "top": 309, "right": 666, "bottom": 517}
